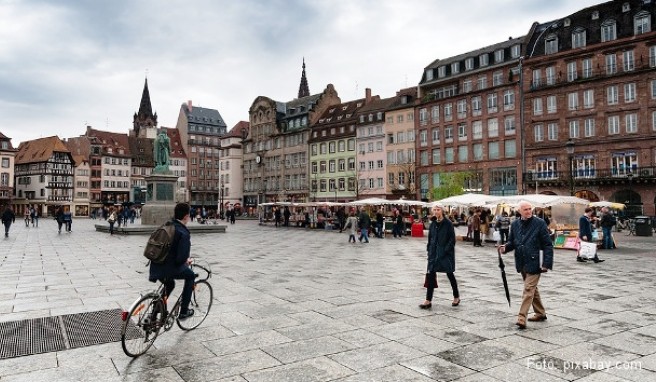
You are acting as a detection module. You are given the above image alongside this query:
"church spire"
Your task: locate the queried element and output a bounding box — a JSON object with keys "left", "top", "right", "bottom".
{"left": 297, "top": 58, "right": 310, "bottom": 98}
{"left": 133, "top": 77, "right": 158, "bottom": 137}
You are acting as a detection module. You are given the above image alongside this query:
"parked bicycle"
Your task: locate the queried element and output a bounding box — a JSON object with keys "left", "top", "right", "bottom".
{"left": 121, "top": 261, "right": 213, "bottom": 357}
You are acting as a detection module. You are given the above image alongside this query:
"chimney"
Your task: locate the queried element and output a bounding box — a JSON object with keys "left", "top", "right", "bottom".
{"left": 187, "top": 100, "right": 193, "bottom": 112}
{"left": 365, "top": 88, "right": 371, "bottom": 103}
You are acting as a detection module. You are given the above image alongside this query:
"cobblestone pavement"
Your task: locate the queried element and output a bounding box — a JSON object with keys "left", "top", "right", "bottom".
{"left": 1, "top": 218, "right": 655, "bottom": 381}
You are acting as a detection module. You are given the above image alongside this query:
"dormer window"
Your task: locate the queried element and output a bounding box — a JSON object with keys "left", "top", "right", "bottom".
{"left": 426, "top": 69, "right": 434, "bottom": 81}
{"left": 511, "top": 45, "right": 521, "bottom": 58}
{"left": 438, "top": 66, "right": 446, "bottom": 78}
{"left": 572, "top": 28, "right": 586, "bottom": 49}
{"left": 356, "top": 103, "right": 362, "bottom": 108}
{"left": 563, "top": 18, "right": 571, "bottom": 27}
{"left": 635, "top": 11, "right": 651, "bottom": 35}
{"left": 601, "top": 20, "right": 617, "bottom": 42}
{"left": 342, "top": 106, "right": 348, "bottom": 111}
{"left": 592, "top": 11, "right": 599, "bottom": 20}
{"left": 329, "top": 108, "right": 335, "bottom": 113}
{"left": 545, "top": 34, "right": 558, "bottom": 54}
{"left": 479, "top": 53, "right": 489, "bottom": 67}
{"left": 401, "top": 95, "right": 408, "bottom": 104}
{"left": 359, "top": 115, "right": 365, "bottom": 123}
{"left": 494, "top": 49, "right": 504, "bottom": 63}
{"left": 451, "top": 62, "right": 460, "bottom": 74}
{"left": 465, "top": 58, "right": 474, "bottom": 70}
{"left": 622, "top": 2, "right": 630, "bottom": 12}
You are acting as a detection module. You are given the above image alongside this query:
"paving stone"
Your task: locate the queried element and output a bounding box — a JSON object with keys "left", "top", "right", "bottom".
{"left": 203, "top": 330, "right": 292, "bottom": 356}
{"left": 401, "top": 354, "right": 477, "bottom": 380}
{"left": 332, "top": 364, "right": 437, "bottom": 382}
{"left": 593, "top": 331, "right": 656, "bottom": 356}
{"left": 483, "top": 360, "right": 568, "bottom": 381}
{"left": 329, "top": 341, "right": 426, "bottom": 372}
{"left": 261, "top": 335, "right": 355, "bottom": 364}
{"left": 242, "top": 356, "right": 354, "bottom": 382}
{"left": 174, "top": 349, "right": 280, "bottom": 382}
{"left": 435, "top": 339, "right": 535, "bottom": 371}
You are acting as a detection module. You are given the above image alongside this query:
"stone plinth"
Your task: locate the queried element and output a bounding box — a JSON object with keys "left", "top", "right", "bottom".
{"left": 141, "top": 172, "right": 178, "bottom": 226}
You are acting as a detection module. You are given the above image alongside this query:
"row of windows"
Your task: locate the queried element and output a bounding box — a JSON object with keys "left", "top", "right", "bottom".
{"left": 103, "top": 181, "right": 130, "bottom": 188}
{"left": 311, "top": 139, "right": 356, "bottom": 155}
{"left": 104, "top": 169, "right": 129, "bottom": 177}
{"left": 311, "top": 159, "right": 356, "bottom": 174}
{"left": 311, "top": 178, "right": 356, "bottom": 192}
{"left": 533, "top": 152, "right": 638, "bottom": 180}
{"left": 425, "top": 44, "right": 521, "bottom": 81}
{"left": 385, "top": 113, "right": 415, "bottom": 124}
{"left": 534, "top": 111, "right": 656, "bottom": 142}
{"left": 419, "top": 90, "right": 516, "bottom": 125}
{"left": 103, "top": 157, "right": 130, "bottom": 165}
{"left": 419, "top": 139, "right": 517, "bottom": 165}
{"left": 418, "top": 117, "right": 516, "bottom": 146}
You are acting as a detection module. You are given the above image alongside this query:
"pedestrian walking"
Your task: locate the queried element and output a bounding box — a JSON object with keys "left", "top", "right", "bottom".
{"left": 599, "top": 207, "right": 616, "bottom": 250}
{"left": 55, "top": 206, "right": 64, "bottom": 234}
{"left": 499, "top": 201, "right": 553, "bottom": 329}
{"left": 63, "top": 207, "right": 72, "bottom": 232}
{"left": 496, "top": 211, "right": 511, "bottom": 245}
{"left": 375, "top": 208, "right": 385, "bottom": 238}
{"left": 472, "top": 209, "right": 482, "bottom": 247}
{"left": 420, "top": 204, "right": 460, "bottom": 309}
{"left": 2, "top": 206, "right": 16, "bottom": 237}
{"left": 107, "top": 207, "right": 117, "bottom": 235}
{"left": 344, "top": 210, "right": 358, "bottom": 243}
{"left": 578, "top": 207, "right": 604, "bottom": 263}
{"left": 358, "top": 210, "right": 371, "bottom": 243}
{"left": 24, "top": 208, "right": 30, "bottom": 227}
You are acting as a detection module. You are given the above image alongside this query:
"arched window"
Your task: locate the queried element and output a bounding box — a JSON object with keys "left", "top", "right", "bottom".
{"left": 601, "top": 20, "right": 617, "bottom": 42}
{"left": 634, "top": 11, "right": 651, "bottom": 35}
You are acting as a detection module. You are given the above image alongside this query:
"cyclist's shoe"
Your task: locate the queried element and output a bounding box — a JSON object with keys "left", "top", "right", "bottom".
{"left": 178, "top": 309, "right": 194, "bottom": 320}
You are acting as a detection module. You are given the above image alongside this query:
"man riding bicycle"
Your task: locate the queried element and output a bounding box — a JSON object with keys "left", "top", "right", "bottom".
{"left": 148, "top": 203, "right": 196, "bottom": 319}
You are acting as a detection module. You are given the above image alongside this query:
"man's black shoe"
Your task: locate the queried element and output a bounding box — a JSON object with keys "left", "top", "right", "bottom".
{"left": 178, "top": 309, "right": 194, "bottom": 320}
{"left": 593, "top": 257, "right": 605, "bottom": 263}
{"left": 577, "top": 256, "right": 587, "bottom": 262}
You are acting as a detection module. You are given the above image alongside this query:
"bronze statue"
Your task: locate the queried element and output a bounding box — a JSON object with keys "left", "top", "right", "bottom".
{"left": 153, "top": 131, "right": 171, "bottom": 172}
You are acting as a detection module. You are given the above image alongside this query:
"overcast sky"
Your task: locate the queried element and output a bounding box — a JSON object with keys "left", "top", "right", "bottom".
{"left": 1, "top": 0, "right": 603, "bottom": 146}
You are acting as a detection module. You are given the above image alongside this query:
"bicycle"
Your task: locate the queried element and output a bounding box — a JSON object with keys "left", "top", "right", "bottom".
{"left": 626, "top": 219, "right": 636, "bottom": 236}
{"left": 120, "top": 261, "right": 213, "bottom": 357}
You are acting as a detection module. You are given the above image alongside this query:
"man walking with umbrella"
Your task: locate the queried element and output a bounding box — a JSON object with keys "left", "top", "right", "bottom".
{"left": 499, "top": 201, "right": 553, "bottom": 329}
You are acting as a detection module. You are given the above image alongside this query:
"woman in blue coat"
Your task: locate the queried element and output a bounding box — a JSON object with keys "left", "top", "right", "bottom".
{"left": 420, "top": 204, "right": 460, "bottom": 309}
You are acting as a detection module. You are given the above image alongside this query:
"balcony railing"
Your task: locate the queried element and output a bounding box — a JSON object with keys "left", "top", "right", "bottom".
{"left": 47, "top": 195, "right": 72, "bottom": 202}
{"left": 46, "top": 182, "right": 74, "bottom": 189}
{"left": 525, "top": 166, "right": 656, "bottom": 183}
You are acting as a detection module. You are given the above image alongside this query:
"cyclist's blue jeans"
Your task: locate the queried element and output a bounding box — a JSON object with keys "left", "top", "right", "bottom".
{"left": 602, "top": 227, "right": 613, "bottom": 249}
{"left": 162, "top": 267, "right": 196, "bottom": 313}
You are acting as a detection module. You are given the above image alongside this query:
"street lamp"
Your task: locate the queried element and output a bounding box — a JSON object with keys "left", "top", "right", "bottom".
{"left": 565, "top": 139, "right": 575, "bottom": 196}
{"left": 627, "top": 172, "right": 634, "bottom": 215}
{"left": 219, "top": 182, "right": 224, "bottom": 220}
{"left": 521, "top": 21, "right": 560, "bottom": 194}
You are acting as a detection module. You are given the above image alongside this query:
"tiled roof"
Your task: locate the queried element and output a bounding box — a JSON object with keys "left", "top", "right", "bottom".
{"left": 227, "top": 121, "right": 249, "bottom": 138}
{"left": 165, "top": 127, "right": 186, "bottom": 159}
{"left": 72, "top": 154, "right": 88, "bottom": 167}
{"left": 387, "top": 87, "right": 418, "bottom": 111}
{"left": 15, "top": 136, "right": 70, "bottom": 164}
{"left": 86, "top": 127, "right": 131, "bottom": 157}
{"left": 316, "top": 97, "right": 369, "bottom": 126}
{"left": 64, "top": 136, "right": 90, "bottom": 158}
{"left": 0, "top": 131, "right": 15, "bottom": 150}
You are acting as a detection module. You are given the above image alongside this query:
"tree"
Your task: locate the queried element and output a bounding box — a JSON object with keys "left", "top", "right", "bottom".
{"left": 429, "top": 171, "right": 474, "bottom": 200}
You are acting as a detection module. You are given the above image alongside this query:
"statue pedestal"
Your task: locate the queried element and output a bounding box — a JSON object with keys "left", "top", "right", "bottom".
{"left": 141, "top": 172, "right": 179, "bottom": 226}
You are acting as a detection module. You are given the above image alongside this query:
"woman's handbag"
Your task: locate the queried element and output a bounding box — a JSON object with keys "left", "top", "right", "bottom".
{"left": 423, "top": 273, "right": 438, "bottom": 288}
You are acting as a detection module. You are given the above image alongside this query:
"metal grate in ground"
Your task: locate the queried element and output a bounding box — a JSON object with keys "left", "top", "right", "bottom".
{"left": 0, "top": 309, "right": 143, "bottom": 359}
{"left": 62, "top": 308, "right": 142, "bottom": 348}
{"left": 0, "top": 316, "right": 66, "bottom": 359}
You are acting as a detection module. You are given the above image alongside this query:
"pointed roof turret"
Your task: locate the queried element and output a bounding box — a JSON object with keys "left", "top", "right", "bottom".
{"left": 297, "top": 58, "right": 310, "bottom": 99}
{"left": 133, "top": 77, "right": 158, "bottom": 136}
{"left": 138, "top": 78, "right": 154, "bottom": 118}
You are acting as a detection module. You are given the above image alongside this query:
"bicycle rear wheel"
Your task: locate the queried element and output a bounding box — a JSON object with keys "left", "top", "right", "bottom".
{"left": 121, "top": 295, "right": 164, "bottom": 357}
{"left": 177, "top": 280, "right": 213, "bottom": 330}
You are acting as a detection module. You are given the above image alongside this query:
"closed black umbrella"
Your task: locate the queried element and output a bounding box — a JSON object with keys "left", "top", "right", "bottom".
{"left": 498, "top": 247, "right": 511, "bottom": 307}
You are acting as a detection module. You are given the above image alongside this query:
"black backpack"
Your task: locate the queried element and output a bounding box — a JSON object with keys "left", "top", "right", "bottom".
{"left": 144, "top": 221, "right": 176, "bottom": 264}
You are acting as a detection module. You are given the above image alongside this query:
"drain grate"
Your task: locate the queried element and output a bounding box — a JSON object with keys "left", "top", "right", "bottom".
{"left": 0, "top": 309, "right": 143, "bottom": 359}
{"left": 62, "top": 308, "right": 141, "bottom": 348}
{"left": 0, "top": 316, "right": 66, "bottom": 359}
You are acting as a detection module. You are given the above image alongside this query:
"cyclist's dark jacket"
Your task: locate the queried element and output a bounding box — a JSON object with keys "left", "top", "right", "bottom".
{"left": 149, "top": 220, "right": 191, "bottom": 282}
{"left": 503, "top": 216, "right": 553, "bottom": 274}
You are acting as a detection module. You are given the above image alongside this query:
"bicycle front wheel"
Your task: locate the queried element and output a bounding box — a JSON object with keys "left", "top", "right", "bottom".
{"left": 177, "top": 280, "right": 213, "bottom": 330}
{"left": 121, "top": 295, "right": 164, "bottom": 357}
